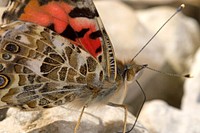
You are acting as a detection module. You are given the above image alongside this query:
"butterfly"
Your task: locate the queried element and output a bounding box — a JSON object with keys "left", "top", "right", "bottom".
{"left": 0, "top": 0, "right": 146, "bottom": 132}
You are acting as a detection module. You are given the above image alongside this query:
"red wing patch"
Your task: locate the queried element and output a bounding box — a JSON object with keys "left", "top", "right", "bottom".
{"left": 3, "top": 0, "right": 102, "bottom": 58}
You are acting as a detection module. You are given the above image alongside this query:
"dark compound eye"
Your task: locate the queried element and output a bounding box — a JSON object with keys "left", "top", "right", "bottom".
{"left": 0, "top": 74, "right": 9, "bottom": 89}
{"left": 5, "top": 43, "right": 20, "bottom": 53}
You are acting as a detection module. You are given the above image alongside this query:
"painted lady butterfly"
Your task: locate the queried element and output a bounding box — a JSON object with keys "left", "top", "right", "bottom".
{"left": 0, "top": 0, "right": 146, "bottom": 132}
{"left": 0, "top": 0, "right": 186, "bottom": 132}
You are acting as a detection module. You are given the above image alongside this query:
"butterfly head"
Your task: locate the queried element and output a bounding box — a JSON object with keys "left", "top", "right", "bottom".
{"left": 125, "top": 61, "right": 147, "bottom": 82}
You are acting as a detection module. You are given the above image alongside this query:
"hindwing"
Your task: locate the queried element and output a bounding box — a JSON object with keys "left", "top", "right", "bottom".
{"left": 0, "top": 21, "right": 104, "bottom": 109}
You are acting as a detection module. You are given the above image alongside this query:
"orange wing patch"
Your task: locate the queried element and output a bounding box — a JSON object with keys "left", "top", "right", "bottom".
{"left": 19, "top": 0, "right": 102, "bottom": 58}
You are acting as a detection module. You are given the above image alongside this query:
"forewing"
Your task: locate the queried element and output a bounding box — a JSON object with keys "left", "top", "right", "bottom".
{"left": 0, "top": 21, "right": 104, "bottom": 109}
{"left": 2, "top": 0, "right": 117, "bottom": 80}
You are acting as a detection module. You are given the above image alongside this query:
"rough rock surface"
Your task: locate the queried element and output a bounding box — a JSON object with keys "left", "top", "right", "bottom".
{"left": 140, "top": 100, "right": 200, "bottom": 133}
{"left": 96, "top": 1, "right": 199, "bottom": 72}
{"left": 182, "top": 48, "right": 200, "bottom": 114}
{"left": 0, "top": 106, "right": 148, "bottom": 133}
{"left": 96, "top": 1, "right": 200, "bottom": 133}
{"left": 95, "top": 0, "right": 200, "bottom": 112}
{"left": 139, "top": 47, "right": 200, "bottom": 133}
{"left": 129, "top": 3, "right": 199, "bottom": 112}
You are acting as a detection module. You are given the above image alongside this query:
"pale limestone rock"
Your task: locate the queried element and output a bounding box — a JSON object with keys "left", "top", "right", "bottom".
{"left": 0, "top": 106, "right": 148, "bottom": 133}
{"left": 136, "top": 15, "right": 200, "bottom": 132}
{"left": 95, "top": 1, "right": 199, "bottom": 72}
{"left": 140, "top": 100, "right": 200, "bottom": 133}
{"left": 95, "top": 1, "right": 199, "bottom": 111}
{"left": 95, "top": 1, "right": 142, "bottom": 61}
{"left": 95, "top": 2, "right": 200, "bottom": 133}
{"left": 124, "top": 0, "right": 200, "bottom": 6}
{"left": 182, "top": 48, "right": 200, "bottom": 114}
{"left": 136, "top": 7, "right": 199, "bottom": 73}
{"left": 138, "top": 36, "right": 200, "bottom": 133}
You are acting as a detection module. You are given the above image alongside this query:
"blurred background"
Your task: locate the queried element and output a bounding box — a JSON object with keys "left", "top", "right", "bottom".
{"left": 94, "top": 0, "right": 200, "bottom": 132}
{"left": 94, "top": 0, "right": 200, "bottom": 114}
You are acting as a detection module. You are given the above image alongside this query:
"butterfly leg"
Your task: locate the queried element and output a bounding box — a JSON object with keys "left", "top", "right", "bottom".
{"left": 108, "top": 102, "right": 128, "bottom": 133}
{"left": 74, "top": 105, "right": 86, "bottom": 133}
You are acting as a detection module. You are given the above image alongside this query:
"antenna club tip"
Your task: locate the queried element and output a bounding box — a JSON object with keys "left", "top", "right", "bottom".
{"left": 177, "top": 4, "right": 185, "bottom": 12}
{"left": 184, "top": 74, "right": 192, "bottom": 78}
{"left": 181, "top": 4, "right": 185, "bottom": 8}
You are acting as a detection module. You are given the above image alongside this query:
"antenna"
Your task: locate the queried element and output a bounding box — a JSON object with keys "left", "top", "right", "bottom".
{"left": 146, "top": 66, "right": 192, "bottom": 78}
{"left": 131, "top": 4, "right": 185, "bottom": 62}
{"left": 126, "top": 4, "right": 187, "bottom": 133}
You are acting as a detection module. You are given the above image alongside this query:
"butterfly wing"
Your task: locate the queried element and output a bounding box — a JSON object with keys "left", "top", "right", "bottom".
{"left": 2, "top": 0, "right": 117, "bottom": 80}
{"left": 0, "top": 0, "right": 118, "bottom": 109}
{"left": 0, "top": 21, "right": 104, "bottom": 109}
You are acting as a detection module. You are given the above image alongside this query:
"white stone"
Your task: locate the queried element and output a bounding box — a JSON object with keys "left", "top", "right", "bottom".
{"left": 182, "top": 48, "right": 200, "bottom": 114}
{"left": 140, "top": 100, "right": 200, "bottom": 133}
{"left": 136, "top": 7, "right": 199, "bottom": 73}
{"left": 95, "top": 2, "right": 200, "bottom": 133}
{"left": 95, "top": 1, "right": 200, "bottom": 108}
{"left": 95, "top": 1, "right": 142, "bottom": 61}
{"left": 95, "top": 1, "right": 199, "bottom": 72}
{"left": 0, "top": 106, "right": 148, "bottom": 133}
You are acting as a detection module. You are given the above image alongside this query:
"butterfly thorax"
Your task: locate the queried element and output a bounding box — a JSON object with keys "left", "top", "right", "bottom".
{"left": 95, "top": 60, "right": 145, "bottom": 105}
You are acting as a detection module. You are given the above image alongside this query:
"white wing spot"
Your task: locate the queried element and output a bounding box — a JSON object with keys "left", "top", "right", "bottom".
{"left": 16, "top": 34, "right": 31, "bottom": 45}
{"left": 26, "top": 59, "right": 43, "bottom": 74}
